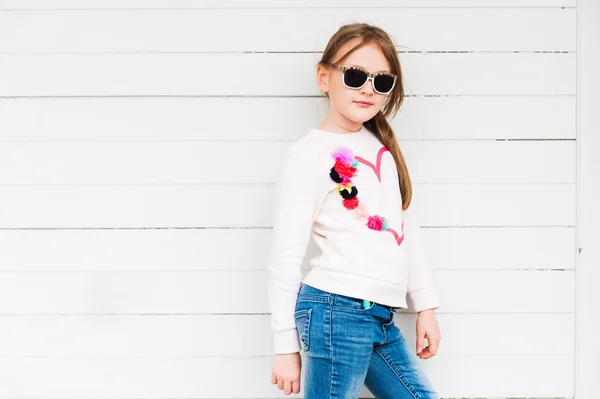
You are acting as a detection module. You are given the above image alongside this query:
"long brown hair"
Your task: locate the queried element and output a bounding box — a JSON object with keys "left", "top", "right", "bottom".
{"left": 317, "top": 22, "right": 412, "bottom": 211}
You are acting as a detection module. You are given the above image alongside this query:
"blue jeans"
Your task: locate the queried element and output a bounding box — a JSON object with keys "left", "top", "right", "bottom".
{"left": 294, "top": 283, "right": 440, "bottom": 399}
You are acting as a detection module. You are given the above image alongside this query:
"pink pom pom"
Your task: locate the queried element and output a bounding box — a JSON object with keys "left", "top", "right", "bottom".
{"left": 367, "top": 215, "right": 386, "bottom": 231}
{"left": 331, "top": 146, "right": 355, "bottom": 165}
{"left": 352, "top": 202, "right": 370, "bottom": 221}
{"left": 341, "top": 176, "right": 353, "bottom": 185}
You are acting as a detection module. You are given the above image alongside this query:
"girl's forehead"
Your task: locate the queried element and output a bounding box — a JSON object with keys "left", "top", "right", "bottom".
{"left": 340, "top": 45, "right": 391, "bottom": 73}
{"left": 346, "top": 63, "right": 391, "bottom": 74}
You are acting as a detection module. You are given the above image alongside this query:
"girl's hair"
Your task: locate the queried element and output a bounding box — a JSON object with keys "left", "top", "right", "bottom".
{"left": 317, "top": 22, "right": 412, "bottom": 211}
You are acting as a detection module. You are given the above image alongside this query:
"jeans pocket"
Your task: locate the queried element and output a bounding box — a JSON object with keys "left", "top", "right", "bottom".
{"left": 294, "top": 308, "right": 312, "bottom": 352}
{"left": 332, "top": 294, "right": 375, "bottom": 313}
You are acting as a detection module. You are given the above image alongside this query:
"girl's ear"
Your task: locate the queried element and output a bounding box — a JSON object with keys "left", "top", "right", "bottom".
{"left": 316, "top": 64, "right": 330, "bottom": 93}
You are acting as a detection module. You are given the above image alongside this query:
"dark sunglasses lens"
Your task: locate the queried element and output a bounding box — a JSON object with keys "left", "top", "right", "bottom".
{"left": 343, "top": 68, "right": 368, "bottom": 88}
{"left": 374, "top": 75, "right": 395, "bottom": 93}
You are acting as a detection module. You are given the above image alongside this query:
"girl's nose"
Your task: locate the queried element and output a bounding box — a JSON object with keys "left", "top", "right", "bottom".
{"left": 360, "top": 78, "right": 375, "bottom": 95}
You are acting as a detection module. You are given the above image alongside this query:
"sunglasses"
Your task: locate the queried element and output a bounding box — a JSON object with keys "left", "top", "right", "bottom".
{"left": 326, "top": 64, "right": 397, "bottom": 95}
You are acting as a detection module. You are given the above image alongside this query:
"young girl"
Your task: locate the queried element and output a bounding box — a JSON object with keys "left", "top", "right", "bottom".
{"left": 268, "top": 22, "right": 441, "bottom": 398}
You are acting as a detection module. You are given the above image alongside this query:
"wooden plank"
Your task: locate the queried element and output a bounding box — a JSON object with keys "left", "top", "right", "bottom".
{"left": 0, "top": 8, "right": 575, "bottom": 52}
{"left": 0, "top": 53, "right": 576, "bottom": 96}
{"left": 0, "top": 0, "right": 577, "bottom": 9}
{"left": 0, "top": 184, "right": 575, "bottom": 228}
{"left": 0, "top": 96, "right": 576, "bottom": 141}
{"left": 423, "top": 226, "right": 575, "bottom": 270}
{"left": 0, "top": 140, "right": 576, "bottom": 184}
{"left": 576, "top": 0, "right": 600, "bottom": 396}
{"left": 417, "top": 183, "right": 576, "bottom": 227}
{"left": 0, "top": 270, "right": 574, "bottom": 314}
{"left": 0, "top": 184, "right": 577, "bottom": 228}
{"left": 0, "top": 355, "right": 574, "bottom": 397}
{"left": 0, "top": 227, "right": 575, "bottom": 271}
{"left": 0, "top": 313, "right": 574, "bottom": 356}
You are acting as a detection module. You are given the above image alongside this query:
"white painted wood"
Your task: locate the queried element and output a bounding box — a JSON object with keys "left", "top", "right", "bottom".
{"left": 0, "top": 184, "right": 575, "bottom": 228}
{"left": 0, "top": 314, "right": 574, "bottom": 357}
{"left": 575, "top": 0, "right": 600, "bottom": 397}
{"left": 425, "top": 227, "right": 575, "bottom": 271}
{"left": 0, "top": 356, "right": 575, "bottom": 398}
{"left": 0, "top": 2, "right": 580, "bottom": 398}
{"left": 0, "top": 53, "right": 576, "bottom": 96}
{"left": 0, "top": 8, "right": 576, "bottom": 52}
{"left": 0, "top": 140, "right": 576, "bottom": 184}
{"left": 0, "top": 0, "right": 577, "bottom": 9}
{"left": 421, "top": 356, "right": 574, "bottom": 398}
{"left": 0, "top": 96, "right": 576, "bottom": 141}
{"left": 0, "top": 270, "right": 575, "bottom": 314}
{"left": 417, "top": 184, "right": 576, "bottom": 227}
{"left": 0, "top": 227, "right": 575, "bottom": 271}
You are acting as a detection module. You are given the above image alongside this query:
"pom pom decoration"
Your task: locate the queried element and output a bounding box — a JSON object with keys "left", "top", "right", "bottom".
{"left": 339, "top": 185, "right": 358, "bottom": 200}
{"left": 333, "top": 159, "right": 357, "bottom": 180}
{"left": 329, "top": 167, "right": 343, "bottom": 183}
{"left": 331, "top": 146, "right": 357, "bottom": 167}
{"left": 342, "top": 197, "right": 359, "bottom": 210}
{"left": 366, "top": 215, "right": 388, "bottom": 231}
{"left": 351, "top": 201, "right": 370, "bottom": 221}
{"left": 327, "top": 145, "right": 402, "bottom": 245}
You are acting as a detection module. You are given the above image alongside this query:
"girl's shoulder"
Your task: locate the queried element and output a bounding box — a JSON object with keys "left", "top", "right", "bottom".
{"left": 286, "top": 129, "right": 331, "bottom": 160}
{"left": 285, "top": 126, "right": 377, "bottom": 169}
{"left": 279, "top": 130, "right": 341, "bottom": 184}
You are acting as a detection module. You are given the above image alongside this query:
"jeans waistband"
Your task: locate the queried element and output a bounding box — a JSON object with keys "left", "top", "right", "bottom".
{"left": 297, "top": 283, "right": 394, "bottom": 311}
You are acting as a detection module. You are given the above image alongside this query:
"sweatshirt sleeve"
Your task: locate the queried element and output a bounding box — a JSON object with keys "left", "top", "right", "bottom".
{"left": 403, "top": 201, "right": 441, "bottom": 313}
{"left": 267, "top": 139, "right": 329, "bottom": 354}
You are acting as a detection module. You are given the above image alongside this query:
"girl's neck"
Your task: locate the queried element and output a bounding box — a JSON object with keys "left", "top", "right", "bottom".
{"left": 316, "top": 121, "right": 364, "bottom": 135}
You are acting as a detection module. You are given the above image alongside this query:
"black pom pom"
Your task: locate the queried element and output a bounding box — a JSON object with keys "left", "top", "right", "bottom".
{"left": 329, "top": 167, "right": 343, "bottom": 183}
{"left": 340, "top": 185, "right": 358, "bottom": 199}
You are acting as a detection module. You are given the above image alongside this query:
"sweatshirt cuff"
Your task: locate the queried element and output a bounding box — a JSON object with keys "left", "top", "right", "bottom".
{"left": 273, "top": 328, "right": 301, "bottom": 354}
{"left": 408, "top": 286, "right": 440, "bottom": 313}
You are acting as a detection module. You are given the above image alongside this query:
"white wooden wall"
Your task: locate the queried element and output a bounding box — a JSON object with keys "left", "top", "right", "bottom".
{"left": 0, "top": 0, "right": 585, "bottom": 397}
{"left": 575, "top": 0, "right": 600, "bottom": 397}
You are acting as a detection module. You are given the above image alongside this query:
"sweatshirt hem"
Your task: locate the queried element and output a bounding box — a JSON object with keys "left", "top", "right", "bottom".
{"left": 303, "top": 266, "right": 409, "bottom": 309}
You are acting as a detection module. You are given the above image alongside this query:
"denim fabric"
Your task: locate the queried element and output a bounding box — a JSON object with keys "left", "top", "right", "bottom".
{"left": 294, "top": 283, "right": 440, "bottom": 399}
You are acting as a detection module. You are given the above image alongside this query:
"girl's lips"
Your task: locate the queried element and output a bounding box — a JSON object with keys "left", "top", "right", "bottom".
{"left": 354, "top": 101, "right": 373, "bottom": 107}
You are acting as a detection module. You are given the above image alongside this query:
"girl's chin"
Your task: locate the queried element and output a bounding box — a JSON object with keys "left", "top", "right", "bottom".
{"left": 347, "top": 108, "right": 378, "bottom": 119}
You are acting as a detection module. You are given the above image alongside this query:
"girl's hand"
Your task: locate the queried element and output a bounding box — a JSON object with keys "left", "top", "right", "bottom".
{"left": 415, "top": 308, "right": 441, "bottom": 359}
{"left": 271, "top": 352, "right": 302, "bottom": 395}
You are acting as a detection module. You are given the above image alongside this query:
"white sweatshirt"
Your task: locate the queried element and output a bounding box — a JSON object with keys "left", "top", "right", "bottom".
{"left": 267, "top": 124, "right": 440, "bottom": 354}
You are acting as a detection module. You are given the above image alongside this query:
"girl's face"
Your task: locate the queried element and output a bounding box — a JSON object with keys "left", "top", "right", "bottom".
{"left": 317, "top": 39, "right": 392, "bottom": 128}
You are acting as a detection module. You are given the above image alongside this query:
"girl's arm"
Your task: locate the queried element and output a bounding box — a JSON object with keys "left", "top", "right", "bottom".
{"left": 403, "top": 202, "right": 441, "bottom": 313}
{"left": 267, "top": 139, "right": 327, "bottom": 354}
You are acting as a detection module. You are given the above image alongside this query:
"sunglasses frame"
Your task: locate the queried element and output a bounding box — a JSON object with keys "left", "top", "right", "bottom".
{"left": 326, "top": 64, "right": 397, "bottom": 95}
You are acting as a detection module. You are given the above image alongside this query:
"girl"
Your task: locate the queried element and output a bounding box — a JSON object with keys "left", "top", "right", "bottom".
{"left": 268, "top": 22, "right": 441, "bottom": 398}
